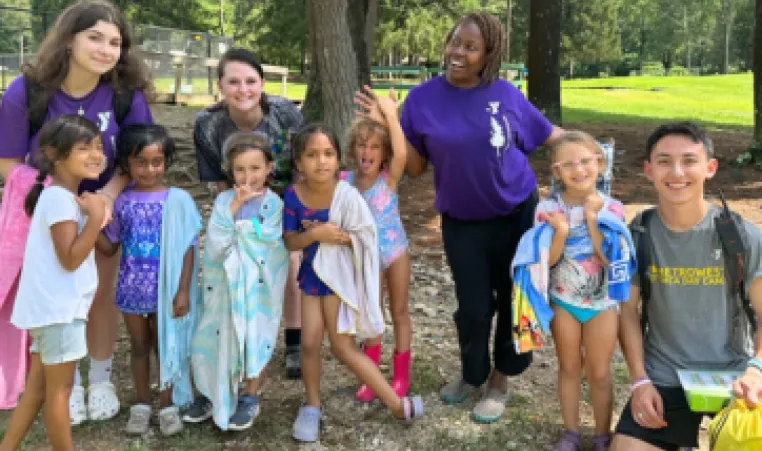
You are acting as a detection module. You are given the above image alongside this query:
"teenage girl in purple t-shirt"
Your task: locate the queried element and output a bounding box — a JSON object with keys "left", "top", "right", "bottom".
{"left": 0, "top": 0, "right": 153, "bottom": 422}
{"left": 356, "top": 12, "right": 562, "bottom": 425}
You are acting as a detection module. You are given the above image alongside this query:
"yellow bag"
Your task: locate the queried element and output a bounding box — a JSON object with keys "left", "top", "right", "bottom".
{"left": 709, "top": 399, "right": 762, "bottom": 450}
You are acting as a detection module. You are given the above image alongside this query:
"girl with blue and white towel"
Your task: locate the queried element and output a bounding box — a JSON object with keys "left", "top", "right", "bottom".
{"left": 189, "top": 132, "right": 289, "bottom": 431}
{"left": 98, "top": 125, "right": 202, "bottom": 438}
{"left": 536, "top": 131, "right": 630, "bottom": 451}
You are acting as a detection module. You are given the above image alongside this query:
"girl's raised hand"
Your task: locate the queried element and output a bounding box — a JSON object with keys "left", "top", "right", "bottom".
{"left": 353, "top": 85, "right": 386, "bottom": 125}
{"left": 377, "top": 90, "right": 400, "bottom": 119}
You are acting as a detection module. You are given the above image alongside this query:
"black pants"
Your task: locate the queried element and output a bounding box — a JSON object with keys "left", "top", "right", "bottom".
{"left": 441, "top": 191, "right": 538, "bottom": 386}
{"left": 615, "top": 386, "right": 703, "bottom": 450}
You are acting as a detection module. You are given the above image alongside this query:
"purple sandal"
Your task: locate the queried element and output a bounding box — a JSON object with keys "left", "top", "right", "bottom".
{"left": 553, "top": 430, "right": 582, "bottom": 451}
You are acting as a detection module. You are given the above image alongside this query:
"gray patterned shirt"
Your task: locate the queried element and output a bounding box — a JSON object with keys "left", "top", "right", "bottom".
{"left": 194, "top": 95, "right": 303, "bottom": 192}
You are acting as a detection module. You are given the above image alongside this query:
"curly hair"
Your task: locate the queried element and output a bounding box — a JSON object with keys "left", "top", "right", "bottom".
{"left": 346, "top": 118, "right": 391, "bottom": 168}
{"left": 443, "top": 12, "right": 506, "bottom": 85}
{"left": 23, "top": 0, "right": 152, "bottom": 121}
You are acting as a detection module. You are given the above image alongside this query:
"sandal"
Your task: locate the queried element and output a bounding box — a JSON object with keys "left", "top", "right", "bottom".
{"left": 402, "top": 395, "right": 424, "bottom": 421}
{"left": 553, "top": 429, "right": 582, "bottom": 451}
{"left": 87, "top": 381, "right": 120, "bottom": 421}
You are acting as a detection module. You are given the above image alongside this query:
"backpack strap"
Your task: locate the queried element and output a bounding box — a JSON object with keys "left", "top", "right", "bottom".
{"left": 714, "top": 191, "right": 756, "bottom": 329}
{"left": 112, "top": 87, "right": 134, "bottom": 126}
{"left": 24, "top": 73, "right": 47, "bottom": 138}
{"left": 629, "top": 207, "right": 656, "bottom": 333}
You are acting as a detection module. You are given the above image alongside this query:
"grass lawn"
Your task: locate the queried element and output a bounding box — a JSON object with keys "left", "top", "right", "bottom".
{"left": 561, "top": 73, "right": 753, "bottom": 128}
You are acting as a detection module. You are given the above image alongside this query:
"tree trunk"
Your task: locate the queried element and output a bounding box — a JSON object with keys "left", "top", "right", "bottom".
{"left": 347, "top": 0, "right": 371, "bottom": 88}
{"left": 302, "top": 2, "right": 323, "bottom": 123}
{"left": 527, "top": 0, "right": 562, "bottom": 123}
{"left": 365, "top": 0, "right": 379, "bottom": 64}
{"left": 304, "top": 0, "right": 359, "bottom": 142}
{"left": 722, "top": 0, "right": 733, "bottom": 74}
{"left": 506, "top": 0, "right": 513, "bottom": 62}
{"left": 751, "top": 0, "right": 762, "bottom": 157}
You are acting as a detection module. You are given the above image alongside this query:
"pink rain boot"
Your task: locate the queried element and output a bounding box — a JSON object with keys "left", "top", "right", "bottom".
{"left": 355, "top": 344, "right": 382, "bottom": 403}
{"left": 391, "top": 350, "right": 411, "bottom": 397}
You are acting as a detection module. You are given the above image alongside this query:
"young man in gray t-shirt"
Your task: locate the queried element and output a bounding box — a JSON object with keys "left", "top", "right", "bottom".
{"left": 611, "top": 122, "right": 762, "bottom": 451}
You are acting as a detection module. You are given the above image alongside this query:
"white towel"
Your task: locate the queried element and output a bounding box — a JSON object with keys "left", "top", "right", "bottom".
{"left": 313, "top": 181, "right": 384, "bottom": 340}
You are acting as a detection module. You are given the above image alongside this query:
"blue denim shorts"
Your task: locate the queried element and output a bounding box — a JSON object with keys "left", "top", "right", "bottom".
{"left": 29, "top": 320, "right": 87, "bottom": 365}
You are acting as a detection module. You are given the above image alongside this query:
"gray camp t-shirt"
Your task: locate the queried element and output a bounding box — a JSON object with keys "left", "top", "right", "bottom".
{"left": 636, "top": 205, "right": 762, "bottom": 387}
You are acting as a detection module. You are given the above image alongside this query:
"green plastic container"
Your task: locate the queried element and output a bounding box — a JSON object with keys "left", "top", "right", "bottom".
{"left": 677, "top": 369, "right": 743, "bottom": 413}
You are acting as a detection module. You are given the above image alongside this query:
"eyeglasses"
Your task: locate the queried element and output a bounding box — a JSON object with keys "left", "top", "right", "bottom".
{"left": 552, "top": 155, "right": 602, "bottom": 171}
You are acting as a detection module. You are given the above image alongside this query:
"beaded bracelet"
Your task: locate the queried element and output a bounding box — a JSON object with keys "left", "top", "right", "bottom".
{"left": 630, "top": 377, "right": 652, "bottom": 392}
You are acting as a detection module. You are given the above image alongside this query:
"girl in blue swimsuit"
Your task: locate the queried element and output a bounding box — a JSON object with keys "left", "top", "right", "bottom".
{"left": 536, "top": 130, "right": 626, "bottom": 451}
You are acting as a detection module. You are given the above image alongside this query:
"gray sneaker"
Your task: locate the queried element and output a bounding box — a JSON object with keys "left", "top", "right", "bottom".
{"left": 182, "top": 395, "right": 212, "bottom": 423}
{"left": 472, "top": 388, "right": 510, "bottom": 423}
{"left": 440, "top": 378, "right": 478, "bottom": 404}
{"left": 125, "top": 404, "right": 151, "bottom": 435}
{"left": 285, "top": 345, "right": 302, "bottom": 379}
{"left": 159, "top": 405, "right": 184, "bottom": 437}
{"left": 228, "top": 395, "right": 260, "bottom": 431}
{"left": 292, "top": 405, "right": 320, "bottom": 442}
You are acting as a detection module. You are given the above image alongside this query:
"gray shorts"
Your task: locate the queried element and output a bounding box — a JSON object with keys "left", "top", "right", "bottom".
{"left": 29, "top": 320, "right": 87, "bottom": 365}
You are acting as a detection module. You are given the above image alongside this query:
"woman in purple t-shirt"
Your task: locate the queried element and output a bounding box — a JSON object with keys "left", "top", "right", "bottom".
{"left": 357, "top": 12, "right": 562, "bottom": 424}
{"left": 0, "top": 1, "right": 152, "bottom": 420}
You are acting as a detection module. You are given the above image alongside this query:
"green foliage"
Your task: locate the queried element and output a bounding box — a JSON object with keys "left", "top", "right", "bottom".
{"left": 231, "top": 0, "right": 307, "bottom": 68}
{"left": 561, "top": 0, "right": 621, "bottom": 66}
{"left": 0, "top": 0, "right": 33, "bottom": 53}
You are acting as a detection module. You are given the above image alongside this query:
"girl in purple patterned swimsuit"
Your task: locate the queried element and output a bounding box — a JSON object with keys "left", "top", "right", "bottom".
{"left": 342, "top": 89, "right": 413, "bottom": 402}
{"left": 97, "top": 125, "right": 199, "bottom": 437}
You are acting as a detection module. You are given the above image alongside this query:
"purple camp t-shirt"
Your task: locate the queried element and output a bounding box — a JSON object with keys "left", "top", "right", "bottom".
{"left": 0, "top": 75, "right": 153, "bottom": 192}
{"left": 400, "top": 76, "right": 553, "bottom": 221}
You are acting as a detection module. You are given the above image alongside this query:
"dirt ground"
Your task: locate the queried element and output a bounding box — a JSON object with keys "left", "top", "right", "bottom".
{"left": 1, "top": 105, "right": 758, "bottom": 450}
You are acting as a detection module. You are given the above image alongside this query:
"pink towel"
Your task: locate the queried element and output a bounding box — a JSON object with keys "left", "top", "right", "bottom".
{"left": 0, "top": 164, "right": 49, "bottom": 409}
{"left": 0, "top": 277, "right": 27, "bottom": 409}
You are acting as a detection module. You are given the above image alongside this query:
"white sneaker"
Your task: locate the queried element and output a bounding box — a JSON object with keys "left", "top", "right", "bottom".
{"left": 69, "top": 385, "right": 87, "bottom": 426}
{"left": 87, "top": 381, "right": 120, "bottom": 421}
{"left": 125, "top": 404, "right": 151, "bottom": 435}
{"left": 159, "top": 405, "right": 184, "bottom": 437}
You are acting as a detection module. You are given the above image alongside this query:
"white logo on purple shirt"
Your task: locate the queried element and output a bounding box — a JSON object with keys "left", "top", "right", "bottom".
{"left": 489, "top": 116, "right": 506, "bottom": 156}
{"left": 487, "top": 101, "right": 500, "bottom": 114}
{"left": 97, "top": 112, "right": 111, "bottom": 132}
